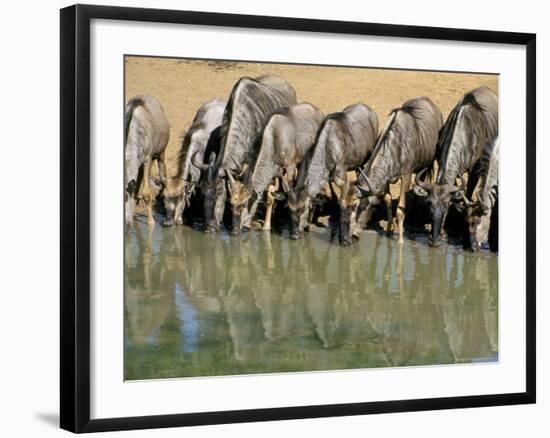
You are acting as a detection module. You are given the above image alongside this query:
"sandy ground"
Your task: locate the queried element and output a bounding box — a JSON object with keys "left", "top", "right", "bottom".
{"left": 125, "top": 56, "right": 498, "bottom": 194}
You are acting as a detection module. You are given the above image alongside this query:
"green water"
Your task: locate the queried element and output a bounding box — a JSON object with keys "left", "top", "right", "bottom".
{"left": 124, "top": 221, "right": 498, "bottom": 380}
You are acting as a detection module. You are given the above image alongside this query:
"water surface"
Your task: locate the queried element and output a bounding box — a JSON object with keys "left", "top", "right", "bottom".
{"left": 125, "top": 222, "right": 498, "bottom": 380}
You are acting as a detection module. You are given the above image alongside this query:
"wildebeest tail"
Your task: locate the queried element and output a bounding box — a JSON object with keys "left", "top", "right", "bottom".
{"left": 436, "top": 98, "right": 463, "bottom": 166}
{"left": 306, "top": 118, "right": 333, "bottom": 197}
{"left": 124, "top": 97, "right": 145, "bottom": 146}
{"left": 250, "top": 119, "right": 278, "bottom": 194}
{"left": 365, "top": 110, "right": 397, "bottom": 173}
{"left": 436, "top": 90, "right": 488, "bottom": 170}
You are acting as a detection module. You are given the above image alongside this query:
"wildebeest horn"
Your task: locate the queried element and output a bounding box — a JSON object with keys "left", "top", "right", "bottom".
{"left": 456, "top": 174, "right": 471, "bottom": 205}
{"left": 227, "top": 154, "right": 241, "bottom": 170}
{"left": 461, "top": 192, "right": 472, "bottom": 206}
{"left": 477, "top": 189, "right": 486, "bottom": 206}
{"left": 191, "top": 151, "right": 209, "bottom": 171}
{"left": 357, "top": 167, "right": 375, "bottom": 193}
{"left": 225, "top": 168, "right": 235, "bottom": 185}
{"left": 415, "top": 167, "right": 430, "bottom": 187}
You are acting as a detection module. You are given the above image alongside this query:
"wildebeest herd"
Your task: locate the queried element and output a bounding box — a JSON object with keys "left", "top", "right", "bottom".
{"left": 125, "top": 73, "right": 498, "bottom": 251}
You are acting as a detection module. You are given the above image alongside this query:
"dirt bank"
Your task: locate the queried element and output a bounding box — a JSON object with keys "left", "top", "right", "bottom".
{"left": 125, "top": 56, "right": 498, "bottom": 185}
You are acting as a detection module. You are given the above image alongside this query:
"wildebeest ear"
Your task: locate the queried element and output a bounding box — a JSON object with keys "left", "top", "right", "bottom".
{"left": 413, "top": 185, "right": 429, "bottom": 197}
{"left": 272, "top": 192, "right": 287, "bottom": 201}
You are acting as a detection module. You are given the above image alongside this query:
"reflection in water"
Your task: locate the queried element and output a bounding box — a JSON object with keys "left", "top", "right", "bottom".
{"left": 125, "top": 224, "right": 498, "bottom": 380}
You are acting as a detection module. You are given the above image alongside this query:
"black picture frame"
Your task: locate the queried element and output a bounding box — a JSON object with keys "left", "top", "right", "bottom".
{"left": 60, "top": 4, "right": 536, "bottom": 433}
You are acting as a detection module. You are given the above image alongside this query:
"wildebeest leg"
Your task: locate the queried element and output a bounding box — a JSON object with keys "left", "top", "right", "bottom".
{"left": 158, "top": 151, "right": 167, "bottom": 187}
{"left": 396, "top": 174, "right": 411, "bottom": 244}
{"left": 135, "top": 165, "right": 145, "bottom": 203}
{"left": 384, "top": 184, "right": 393, "bottom": 236}
{"left": 174, "top": 196, "right": 185, "bottom": 225}
{"left": 142, "top": 157, "right": 155, "bottom": 226}
{"left": 263, "top": 179, "right": 278, "bottom": 231}
{"left": 263, "top": 192, "right": 275, "bottom": 231}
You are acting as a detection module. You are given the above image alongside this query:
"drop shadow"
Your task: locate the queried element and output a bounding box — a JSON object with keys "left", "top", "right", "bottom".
{"left": 35, "top": 412, "right": 58, "bottom": 429}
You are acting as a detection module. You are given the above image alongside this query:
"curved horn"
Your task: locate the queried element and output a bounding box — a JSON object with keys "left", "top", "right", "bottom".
{"left": 227, "top": 154, "right": 241, "bottom": 170}
{"left": 456, "top": 174, "right": 472, "bottom": 206}
{"left": 477, "top": 189, "right": 487, "bottom": 207}
{"left": 477, "top": 190, "right": 490, "bottom": 214}
{"left": 357, "top": 167, "right": 375, "bottom": 193}
{"left": 461, "top": 191, "right": 472, "bottom": 206}
{"left": 225, "top": 168, "right": 235, "bottom": 185}
{"left": 191, "top": 151, "right": 209, "bottom": 171}
{"left": 415, "top": 167, "right": 430, "bottom": 187}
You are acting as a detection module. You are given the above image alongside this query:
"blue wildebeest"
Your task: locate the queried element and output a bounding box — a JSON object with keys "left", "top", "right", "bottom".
{"left": 457, "top": 135, "right": 499, "bottom": 251}
{"left": 125, "top": 95, "right": 170, "bottom": 228}
{"left": 225, "top": 102, "right": 324, "bottom": 234}
{"left": 412, "top": 86, "right": 498, "bottom": 247}
{"left": 162, "top": 99, "right": 226, "bottom": 227}
{"left": 200, "top": 74, "right": 297, "bottom": 233}
{"left": 340, "top": 97, "right": 443, "bottom": 245}
{"left": 284, "top": 103, "right": 379, "bottom": 240}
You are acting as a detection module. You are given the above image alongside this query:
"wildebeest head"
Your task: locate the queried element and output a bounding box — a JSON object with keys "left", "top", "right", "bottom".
{"left": 338, "top": 182, "right": 362, "bottom": 246}
{"left": 193, "top": 152, "right": 226, "bottom": 233}
{"left": 287, "top": 189, "right": 312, "bottom": 240}
{"left": 455, "top": 190, "right": 491, "bottom": 251}
{"left": 225, "top": 165, "right": 253, "bottom": 235}
{"left": 162, "top": 177, "right": 186, "bottom": 227}
{"left": 273, "top": 177, "right": 311, "bottom": 240}
{"left": 412, "top": 168, "right": 467, "bottom": 247}
{"left": 338, "top": 169, "right": 382, "bottom": 246}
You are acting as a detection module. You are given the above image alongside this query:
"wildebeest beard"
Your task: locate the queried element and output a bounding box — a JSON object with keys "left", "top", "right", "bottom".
{"left": 162, "top": 178, "right": 186, "bottom": 227}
